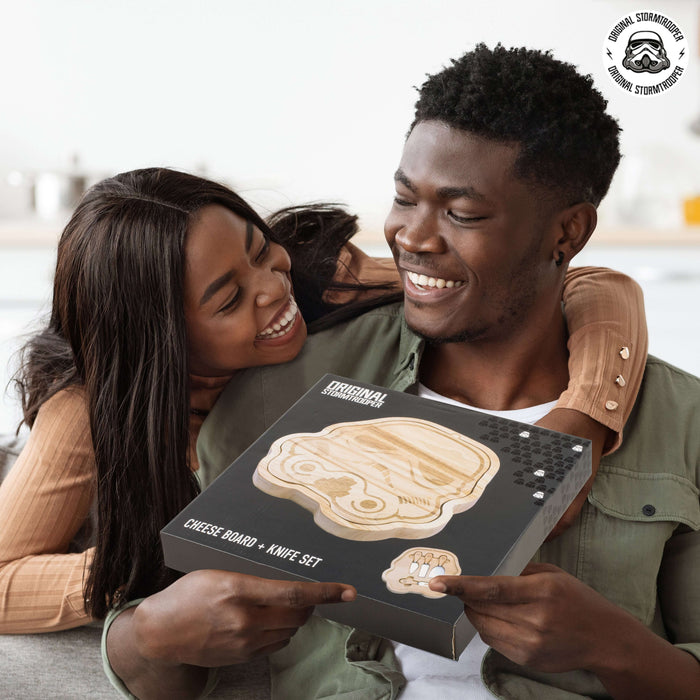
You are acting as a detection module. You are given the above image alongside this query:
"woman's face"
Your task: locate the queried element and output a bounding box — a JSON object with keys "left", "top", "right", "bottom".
{"left": 184, "top": 204, "right": 307, "bottom": 377}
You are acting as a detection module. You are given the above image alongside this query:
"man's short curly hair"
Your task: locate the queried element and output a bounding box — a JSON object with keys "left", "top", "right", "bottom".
{"left": 412, "top": 44, "right": 621, "bottom": 206}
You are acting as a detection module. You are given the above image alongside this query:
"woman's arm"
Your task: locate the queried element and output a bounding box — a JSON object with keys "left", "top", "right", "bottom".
{"left": 556, "top": 266, "right": 648, "bottom": 452}
{"left": 0, "top": 389, "right": 95, "bottom": 632}
{"left": 331, "top": 252, "right": 648, "bottom": 449}
{"left": 332, "top": 250, "right": 648, "bottom": 450}
{"left": 535, "top": 266, "right": 648, "bottom": 537}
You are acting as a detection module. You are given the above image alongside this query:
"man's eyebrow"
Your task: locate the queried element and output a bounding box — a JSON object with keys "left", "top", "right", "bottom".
{"left": 394, "top": 169, "right": 487, "bottom": 202}
{"left": 200, "top": 271, "right": 234, "bottom": 307}
{"left": 394, "top": 169, "right": 416, "bottom": 193}
{"left": 436, "top": 185, "right": 487, "bottom": 202}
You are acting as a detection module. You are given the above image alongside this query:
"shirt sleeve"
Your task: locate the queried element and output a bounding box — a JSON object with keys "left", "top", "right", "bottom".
{"left": 101, "top": 599, "right": 219, "bottom": 699}
{"left": 558, "top": 266, "right": 648, "bottom": 453}
{"left": 101, "top": 600, "right": 144, "bottom": 699}
{"left": 0, "top": 389, "right": 96, "bottom": 632}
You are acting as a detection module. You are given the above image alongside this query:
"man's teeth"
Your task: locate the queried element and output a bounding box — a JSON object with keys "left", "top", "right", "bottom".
{"left": 407, "top": 271, "right": 464, "bottom": 289}
{"left": 257, "top": 300, "right": 298, "bottom": 339}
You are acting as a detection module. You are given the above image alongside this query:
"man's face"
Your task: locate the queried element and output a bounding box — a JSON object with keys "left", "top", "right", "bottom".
{"left": 384, "top": 120, "right": 561, "bottom": 344}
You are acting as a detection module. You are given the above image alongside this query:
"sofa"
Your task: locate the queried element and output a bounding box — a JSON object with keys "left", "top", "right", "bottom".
{"left": 0, "top": 434, "right": 271, "bottom": 699}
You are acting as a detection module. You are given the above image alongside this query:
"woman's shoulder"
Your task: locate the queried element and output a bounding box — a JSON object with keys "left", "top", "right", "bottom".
{"left": 33, "top": 386, "right": 89, "bottom": 432}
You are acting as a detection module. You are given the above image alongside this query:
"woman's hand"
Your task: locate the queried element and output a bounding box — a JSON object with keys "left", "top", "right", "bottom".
{"left": 430, "top": 563, "right": 700, "bottom": 700}
{"left": 107, "top": 569, "right": 356, "bottom": 699}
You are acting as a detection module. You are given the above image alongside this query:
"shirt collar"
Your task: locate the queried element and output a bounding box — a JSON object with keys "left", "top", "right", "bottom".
{"left": 394, "top": 310, "right": 424, "bottom": 393}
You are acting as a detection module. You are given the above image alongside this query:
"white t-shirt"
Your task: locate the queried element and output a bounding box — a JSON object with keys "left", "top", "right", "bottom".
{"left": 392, "top": 384, "right": 557, "bottom": 699}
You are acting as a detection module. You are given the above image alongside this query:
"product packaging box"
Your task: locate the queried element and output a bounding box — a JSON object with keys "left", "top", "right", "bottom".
{"left": 161, "top": 374, "right": 591, "bottom": 659}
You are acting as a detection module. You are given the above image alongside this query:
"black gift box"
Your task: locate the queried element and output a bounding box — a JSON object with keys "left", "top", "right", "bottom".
{"left": 162, "top": 374, "right": 591, "bottom": 658}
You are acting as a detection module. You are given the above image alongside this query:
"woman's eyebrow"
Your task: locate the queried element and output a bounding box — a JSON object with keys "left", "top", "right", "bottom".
{"left": 245, "top": 220, "right": 254, "bottom": 252}
{"left": 200, "top": 271, "right": 234, "bottom": 306}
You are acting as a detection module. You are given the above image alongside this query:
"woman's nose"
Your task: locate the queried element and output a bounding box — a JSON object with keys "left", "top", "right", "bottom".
{"left": 254, "top": 267, "right": 288, "bottom": 308}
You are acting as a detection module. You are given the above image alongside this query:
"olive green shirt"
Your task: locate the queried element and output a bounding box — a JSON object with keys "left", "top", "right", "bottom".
{"left": 196, "top": 303, "right": 700, "bottom": 699}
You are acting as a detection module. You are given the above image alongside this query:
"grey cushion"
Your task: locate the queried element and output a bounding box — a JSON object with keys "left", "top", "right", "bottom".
{"left": 0, "top": 626, "right": 271, "bottom": 699}
{"left": 0, "top": 626, "right": 115, "bottom": 699}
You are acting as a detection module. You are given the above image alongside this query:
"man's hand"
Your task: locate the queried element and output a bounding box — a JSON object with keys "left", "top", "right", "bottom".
{"left": 430, "top": 563, "right": 700, "bottom": 700}
{"left": 429, "top": 562, "right": 619, "bottom": 673}
{"left": 107, "top": 570, "right": 356, "bottom": 700}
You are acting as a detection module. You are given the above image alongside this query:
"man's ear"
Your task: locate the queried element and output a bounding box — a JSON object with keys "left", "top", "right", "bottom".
{"left": 552, "top": 202, "right": 597, "bottom": 266}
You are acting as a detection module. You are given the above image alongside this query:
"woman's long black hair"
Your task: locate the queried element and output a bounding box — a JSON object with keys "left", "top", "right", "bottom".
{"left": 13, "top": 168, "right": 398, "bottom": 618}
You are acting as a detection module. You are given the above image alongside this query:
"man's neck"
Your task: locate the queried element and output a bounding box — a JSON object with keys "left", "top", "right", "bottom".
{"left": 418, "top": 312, "right": 569, "bottom": 412}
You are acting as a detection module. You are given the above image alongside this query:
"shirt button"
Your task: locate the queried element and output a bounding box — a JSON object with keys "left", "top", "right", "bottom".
{"left": 642, "top": 504, "right": 656, "bottom": 516}
{"left": 605, "top": 400, "right": 619, "bottom": 410}
{"left": 619, "top": 347, "right": 630, "bottom": 360}
{"left": 615, "top": 375, "right": 626, "bottom": 387}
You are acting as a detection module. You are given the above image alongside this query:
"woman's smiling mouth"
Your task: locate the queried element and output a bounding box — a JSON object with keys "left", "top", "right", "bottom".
{"left": 256, "top": 298, "right": 300, "bottom": 340}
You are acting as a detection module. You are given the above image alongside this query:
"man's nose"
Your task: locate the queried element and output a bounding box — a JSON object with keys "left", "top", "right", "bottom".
{"left": 394, "top": 208, "right": 445, "bottom": 254}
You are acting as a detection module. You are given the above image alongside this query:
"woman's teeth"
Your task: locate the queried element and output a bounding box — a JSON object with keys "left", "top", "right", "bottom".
{"left": 407, "top": 271, "right": 464, "bottom": 289}
{"left": 256, "top": 299, "right": 298, "bottom": 339}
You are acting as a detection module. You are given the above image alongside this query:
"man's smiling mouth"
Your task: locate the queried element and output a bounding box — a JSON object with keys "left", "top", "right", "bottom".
{"left": 406, "top": 271, "right": 465, "bottom": 290}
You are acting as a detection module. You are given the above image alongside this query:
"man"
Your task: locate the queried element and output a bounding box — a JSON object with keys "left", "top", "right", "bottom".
{"left": 105, "top": 45, "right": 699, "bottom": 698}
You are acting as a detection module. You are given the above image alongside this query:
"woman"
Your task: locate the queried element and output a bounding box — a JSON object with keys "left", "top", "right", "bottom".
{"left": 0, "top": 167, "right": 646, "bottom": 633}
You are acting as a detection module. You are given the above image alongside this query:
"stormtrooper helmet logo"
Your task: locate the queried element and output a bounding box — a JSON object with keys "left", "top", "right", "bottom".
{"left": 622, "top": 30, "right": 671, "bottom": 73}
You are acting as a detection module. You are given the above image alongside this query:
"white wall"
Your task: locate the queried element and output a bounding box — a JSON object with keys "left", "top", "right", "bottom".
{"left": 1, "top": 0, "right": 700, "bottom": 432}
{"left": 1, "top": 0, "right": 699, "bottom": 233}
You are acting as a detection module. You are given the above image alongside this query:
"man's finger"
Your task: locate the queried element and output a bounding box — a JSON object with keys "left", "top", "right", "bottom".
{"left": 463, "top": 608, "right": 536, "bottom": 667}
{"left": 230, "top": 575, "right": 356, "bottom": 607}
{"left": 464, "top": 606, "right": 521, "bottom": 646}
{"left": 429, "top": 575, "right": 532, "bottom": 603}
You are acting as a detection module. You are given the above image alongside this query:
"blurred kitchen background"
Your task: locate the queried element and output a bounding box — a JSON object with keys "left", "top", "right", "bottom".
{"left": 1, "top": 0, "right": 700, "bottom": 434}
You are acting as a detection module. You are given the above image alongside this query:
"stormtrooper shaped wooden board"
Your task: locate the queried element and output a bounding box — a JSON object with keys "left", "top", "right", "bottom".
{"left": 254, "top": 417, "right": 499, "bottom": 540}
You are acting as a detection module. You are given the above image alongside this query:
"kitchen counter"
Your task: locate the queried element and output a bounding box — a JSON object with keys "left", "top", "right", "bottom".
{"left": 1, "top": 216, "right": 700, "bottom": 248}
{"left": 0, "top": 218, "right": 67, "bottom": 246}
